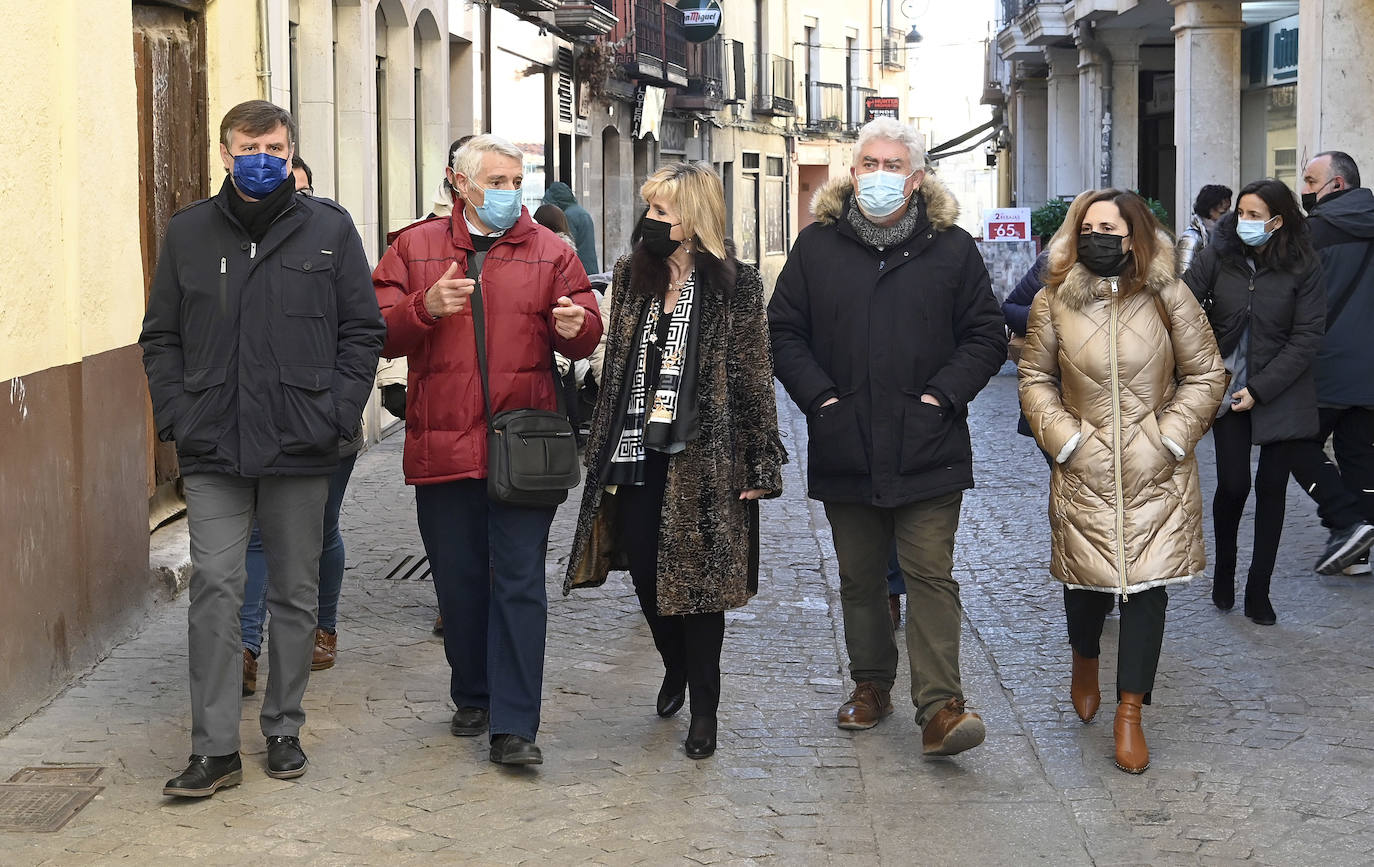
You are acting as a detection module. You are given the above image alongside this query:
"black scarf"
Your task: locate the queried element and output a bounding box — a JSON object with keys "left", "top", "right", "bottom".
{"left": 222, "top": 174, "right": 298, "bottom": 243}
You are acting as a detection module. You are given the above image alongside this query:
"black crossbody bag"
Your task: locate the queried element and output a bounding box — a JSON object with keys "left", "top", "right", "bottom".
{"left": 468, "top": 251, "right": 581, "bottom": 507}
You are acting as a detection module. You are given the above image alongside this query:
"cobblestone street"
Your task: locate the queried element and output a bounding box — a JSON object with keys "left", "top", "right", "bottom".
{"left": 2, "top": 369, "right": 1372, "bottom": 865}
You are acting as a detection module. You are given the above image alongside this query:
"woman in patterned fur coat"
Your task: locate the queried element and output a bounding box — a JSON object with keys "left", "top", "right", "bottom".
{"left": 565, "top": 162, "right": 786, "bottom": 760}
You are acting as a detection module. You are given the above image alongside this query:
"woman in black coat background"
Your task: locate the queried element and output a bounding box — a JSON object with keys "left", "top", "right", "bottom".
{"left": 1183, "top": 178, "right": 1373, "bottom": 625}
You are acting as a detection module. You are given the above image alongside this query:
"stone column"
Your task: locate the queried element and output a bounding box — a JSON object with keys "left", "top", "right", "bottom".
{"left": 1014, "top": 76, "right": 1049, "bottom": 208}
{"left": 1172, "top": 0, "right": 1242, "bottom": 234}
{"left": 1077, "top": 37, "right": 1108, "bottom": 190}
{"left": 1100, "top": 32, "right": 1141, "bottom": 191}
{"left": 1298, "top": 0, "right": 1374, "bottom": 174}
{"left": 1045, "top": 47, "right": 1082, "bottom": 199}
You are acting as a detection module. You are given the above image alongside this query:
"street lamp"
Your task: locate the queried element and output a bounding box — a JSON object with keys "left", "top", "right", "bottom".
{"left": 906, "top": 25, "right": 923, "bottom": 44}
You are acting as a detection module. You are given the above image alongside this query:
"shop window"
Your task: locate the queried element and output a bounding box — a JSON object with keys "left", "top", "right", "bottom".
{"left": 764, "top": 154, "right": 786, "bottom": 255}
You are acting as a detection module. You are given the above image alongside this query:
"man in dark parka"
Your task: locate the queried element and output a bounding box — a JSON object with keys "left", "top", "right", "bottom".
{"left": 768, "top": 118, "right": 1006, "bottom": 756}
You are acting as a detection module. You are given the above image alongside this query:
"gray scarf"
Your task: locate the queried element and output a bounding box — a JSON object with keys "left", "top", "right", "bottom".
{"left": 846, "top": 193, "right": 924, "bottom": 249}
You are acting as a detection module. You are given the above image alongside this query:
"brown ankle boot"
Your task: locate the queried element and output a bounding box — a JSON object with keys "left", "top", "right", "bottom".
{"left": 1070, "top": 650, "right": 1101, "bottom": 723}
{"left": 1113, "top": 692, "right": 1149, "bottom": 773}
{"left": 242, "top": 648, "right": 257, "bottom": 697}
{"left": 311, "top": 629, "right": 337, "bottom": 671}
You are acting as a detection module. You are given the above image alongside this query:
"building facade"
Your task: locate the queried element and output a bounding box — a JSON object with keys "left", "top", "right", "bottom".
{"left": 988, "top": 0, "right": 1373, "bottom": 234}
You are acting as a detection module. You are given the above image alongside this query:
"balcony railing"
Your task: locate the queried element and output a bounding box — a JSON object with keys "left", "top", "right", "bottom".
{"left": 555, "top": 0, "right": 617, "bottom": 37}
{"left": 850, "top": 85, "right": 877, "bottom": 130}
{"left": 754, "top": 54, "right": 794, "bottom": 116}
{"left": 805, "top": 80, "right": 844, "bottom": 130}
{"left": 610, "top": 0, "right": 688, "bottom": 88}
{"left": 677, "top": 35, "right": 725, "bottom": 111}
{"left": 499, "top": 0, "right": 560, "bottom": 12}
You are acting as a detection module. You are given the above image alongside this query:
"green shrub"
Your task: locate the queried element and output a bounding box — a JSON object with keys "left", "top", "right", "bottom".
{"left": 1031, "top": 193, "right": 1171, "bottom": 242}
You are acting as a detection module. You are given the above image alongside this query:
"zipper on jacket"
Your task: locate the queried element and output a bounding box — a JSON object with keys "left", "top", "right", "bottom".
{"left": 1108, "top": 277, "right": 1128, "bottom": 598}
{"left": 219, "top": 257, "right": 228, "bottom": 314}
{"left": 250, "top": 242, "right": 257, "bottom": 259}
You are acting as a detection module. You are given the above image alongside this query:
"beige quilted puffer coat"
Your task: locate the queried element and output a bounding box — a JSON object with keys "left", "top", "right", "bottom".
{"left": 1018, "top": 235, "right": 1227, "bottom": 595}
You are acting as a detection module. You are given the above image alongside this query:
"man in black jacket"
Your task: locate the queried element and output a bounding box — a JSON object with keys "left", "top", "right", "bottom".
{"left": 769, "top": 118, "right": 1006, "bottom": 757}
{"left": 1301, "top": 151, "right": 1374, "bottom": 574}
{"left": 141, "top": 101, "right": 384, "bottom": 797}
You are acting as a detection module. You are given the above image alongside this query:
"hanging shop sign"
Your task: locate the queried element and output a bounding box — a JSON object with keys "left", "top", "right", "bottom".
{"left": 864, "top": 96, "right": 900, "bottom": 122}
{"left": 677, "top": 0, "right": 723, "bottom": 43}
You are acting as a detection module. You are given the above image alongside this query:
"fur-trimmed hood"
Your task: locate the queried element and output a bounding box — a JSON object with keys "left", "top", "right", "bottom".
{"left": 1049, "top": 229, "right": 1179, "bottom": 311}
{"left": 810, "top": 172, "right": 960, "bottom": 231}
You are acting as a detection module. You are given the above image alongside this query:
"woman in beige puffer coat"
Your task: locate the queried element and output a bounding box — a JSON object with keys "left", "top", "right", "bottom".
{"left": 1019, "top": 189, "right": 1226, "bottom": 775}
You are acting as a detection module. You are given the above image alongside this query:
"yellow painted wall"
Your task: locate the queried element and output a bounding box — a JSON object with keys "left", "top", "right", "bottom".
{"left": 205, "top": 0, "right": 265, "bottom": 188}
{"left": 0, "top": 1, "right": 262, "bottom": 383}
{"left": 0, "top": 2, "right": 141, "bottom": 381}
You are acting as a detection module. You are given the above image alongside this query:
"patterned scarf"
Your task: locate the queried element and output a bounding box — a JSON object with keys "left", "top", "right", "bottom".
{"left": 606, "top": 276, "right": 697, "bottom": 485}
{"left": 846, "top": 191, "right": 924, "bottom": 249}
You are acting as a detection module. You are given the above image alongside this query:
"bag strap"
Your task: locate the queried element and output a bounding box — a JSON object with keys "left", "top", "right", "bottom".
{"left": 1152, "top": 293, "right": 1173, "bottom": 335}
{"left": 1327, "top": 240, "right": 1374, "bottom": 329}
{"left": 467, "top": 250, "right": 570, "bottom": 431}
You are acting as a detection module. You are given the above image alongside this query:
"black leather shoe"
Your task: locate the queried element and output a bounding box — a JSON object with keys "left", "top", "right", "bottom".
{"left": 489, "top": 733, "right": 543, "bottom": 765}
{"left": 656, "top": 670, "right": 686, "bottom": 718}
{"left": 684, "top": 715, "right": 717, "bottom": 759}
{"left": 163, "top": 753, "right": 242, "bottom": 798}
{"left": 450, "top": 706, "right": 490, "bottom": 737}
{"left": 265, "top": 735, "right": 308, "bottom": 779}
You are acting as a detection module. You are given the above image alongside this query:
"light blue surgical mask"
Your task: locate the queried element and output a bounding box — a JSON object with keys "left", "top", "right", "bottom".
{"left": 855, "top": 169, "right": 915, "bottom": 218}
{"left": 1237, "top": 216, "right": 1276, "bottom": 247}
{"left": 469, "top": 181, "right": 523, "bottom": 231}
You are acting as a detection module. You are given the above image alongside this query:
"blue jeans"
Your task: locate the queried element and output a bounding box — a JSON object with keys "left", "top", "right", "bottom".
{"left": 887, "top": 547, "right": 906, "bottom": 596}
{"left": 240, "top": 455, "right": 357, "bottom": 655}
{"left": 414, "top": 479, "right": 556, "bottom": 743}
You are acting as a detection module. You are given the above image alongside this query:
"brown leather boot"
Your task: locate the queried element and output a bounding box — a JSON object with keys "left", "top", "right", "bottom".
{"left": 1114, "top": 692, "right": 1149, "bottom": 773}
{"left": 921, "top": 697, "right": 986, "bottom": 756}
{"left": 311, "top": 629, "right": 336, "bottom": 671}
{"left": 242, "top": 649, "right": 257, "bottom": 697}
{"left": 836, "top": 682, "right": 894, "bottom": 730}
{"left": 1070, "top": 650, "right": 1101, "bottom": 723}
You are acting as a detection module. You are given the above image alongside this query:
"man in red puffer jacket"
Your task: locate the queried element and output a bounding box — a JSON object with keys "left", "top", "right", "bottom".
{"left": 373, "top": 134, "right": 602, "bottom": 767}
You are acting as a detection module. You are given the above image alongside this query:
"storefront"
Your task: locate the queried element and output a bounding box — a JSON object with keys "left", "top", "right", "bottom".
{"left": 1240, "top": 12, "right": 1299, "bottom": 188}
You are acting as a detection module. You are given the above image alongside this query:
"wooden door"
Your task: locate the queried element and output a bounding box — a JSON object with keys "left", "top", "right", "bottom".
{"left": 133, "top": 1, "right": 207, "bottom": 522}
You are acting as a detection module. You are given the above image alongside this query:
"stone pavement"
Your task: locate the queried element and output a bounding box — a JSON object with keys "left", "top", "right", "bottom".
{"left": 2, "top": 370, "right": 1372, "bottom": 865}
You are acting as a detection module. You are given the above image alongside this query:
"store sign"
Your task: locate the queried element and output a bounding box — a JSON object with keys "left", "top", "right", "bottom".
{"left": 1268, "top": 14, "right": 1299, "bottom": 86}
{"left": 660, "top": 116, "right": 687, "bottom": 153}
{"left": 982, "top": 208, "right": 1032, "bottom": 242}
{"left": 677, "top": 0, "right": 723, "bottom": 43}
{"left": 864, "top": 96, "right": 900, "bottom": 122}
{"left": 631, "top": 85, "right": 667, "bottom": 139}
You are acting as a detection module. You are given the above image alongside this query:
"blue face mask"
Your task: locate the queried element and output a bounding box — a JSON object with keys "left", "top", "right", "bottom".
{"left": 470, "top": 182, "right": 523, "bottom": 231}
{"left": 1237, "top": 217, "right": 1276, "bottom": 247}
{"left": 231, "top": 152, "right": 290, "bottom": 198}
{"left": 855, "top": 169, "right": 914, "bottom": 218}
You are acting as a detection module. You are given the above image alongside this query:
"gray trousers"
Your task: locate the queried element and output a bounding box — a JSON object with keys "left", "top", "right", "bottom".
{"left": 824, "top": 492, "right": 964, "bottom": 726}
{"left": 183, "top": 472, "right": 329, "bottom": 755}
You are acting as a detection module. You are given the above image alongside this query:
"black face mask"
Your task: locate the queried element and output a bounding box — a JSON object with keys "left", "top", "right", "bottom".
{"left": 1301, "top": 191, "right": 1319, "bottom": 213}
{"left": 638, "top": 216, "right": 682, "bottom": 259}
{"left": 1077, "top": 231, "right": 1131, "bottom": 278}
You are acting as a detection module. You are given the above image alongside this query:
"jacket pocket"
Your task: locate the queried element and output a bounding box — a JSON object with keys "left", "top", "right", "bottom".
{"left": 281, "top": 255, "right": 334, "bottom": 317}
{"left": 278, "top": 364, "right": 337, "bottom": 455}
{"left": 806, "top": 392, "right": 869, "bottom": 476}
{"left": 175, "top": 366, "right": 227, "bottom": 456}
{"left": 899, "top": 391, "right": 960, "bottom": 473}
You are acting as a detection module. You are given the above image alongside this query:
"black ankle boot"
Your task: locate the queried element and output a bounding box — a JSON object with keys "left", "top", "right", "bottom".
{"left": 656, "top": 669, "right": 686, "bottom": 718}
{"left": 1244, "top": 578, "right": 1277, "bottom": 625}
{"left": 1212, "top": 577, "right": 1235, "bottom": 611}
{"left": 684, "top": 715, "right": 717, "bottom": 759}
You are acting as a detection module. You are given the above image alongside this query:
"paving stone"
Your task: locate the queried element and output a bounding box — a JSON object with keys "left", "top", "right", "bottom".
{"left": 0, "top": 374, "right": 1371, "bottom": 863}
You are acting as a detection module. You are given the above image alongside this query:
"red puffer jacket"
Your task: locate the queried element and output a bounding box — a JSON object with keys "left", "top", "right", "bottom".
{"left": 373, "top": 205, "right": 602, "bottom": 485}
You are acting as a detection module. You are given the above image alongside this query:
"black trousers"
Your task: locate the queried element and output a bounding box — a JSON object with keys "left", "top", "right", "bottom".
{"left": 1313, "top": 406, "right": 1374, "bottom": 527}
{"left": 616, "top": 451, "right": 725, "bottom": 717}
{"left": 1063, "top": 586, "right": 1167, "bottom": 704}
{"left": 1211, "top": 409, "right": 1364, "bottom": 592}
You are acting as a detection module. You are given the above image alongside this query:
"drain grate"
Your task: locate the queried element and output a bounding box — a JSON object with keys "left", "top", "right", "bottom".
{"left": 8, "top": 766, "right": 104, "bottom": 785}
{"left": 379, "top": 551, "right": 431, "bottom": 582}
{"left": 0, "top": 783, "right": 103, "bottom": 833}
